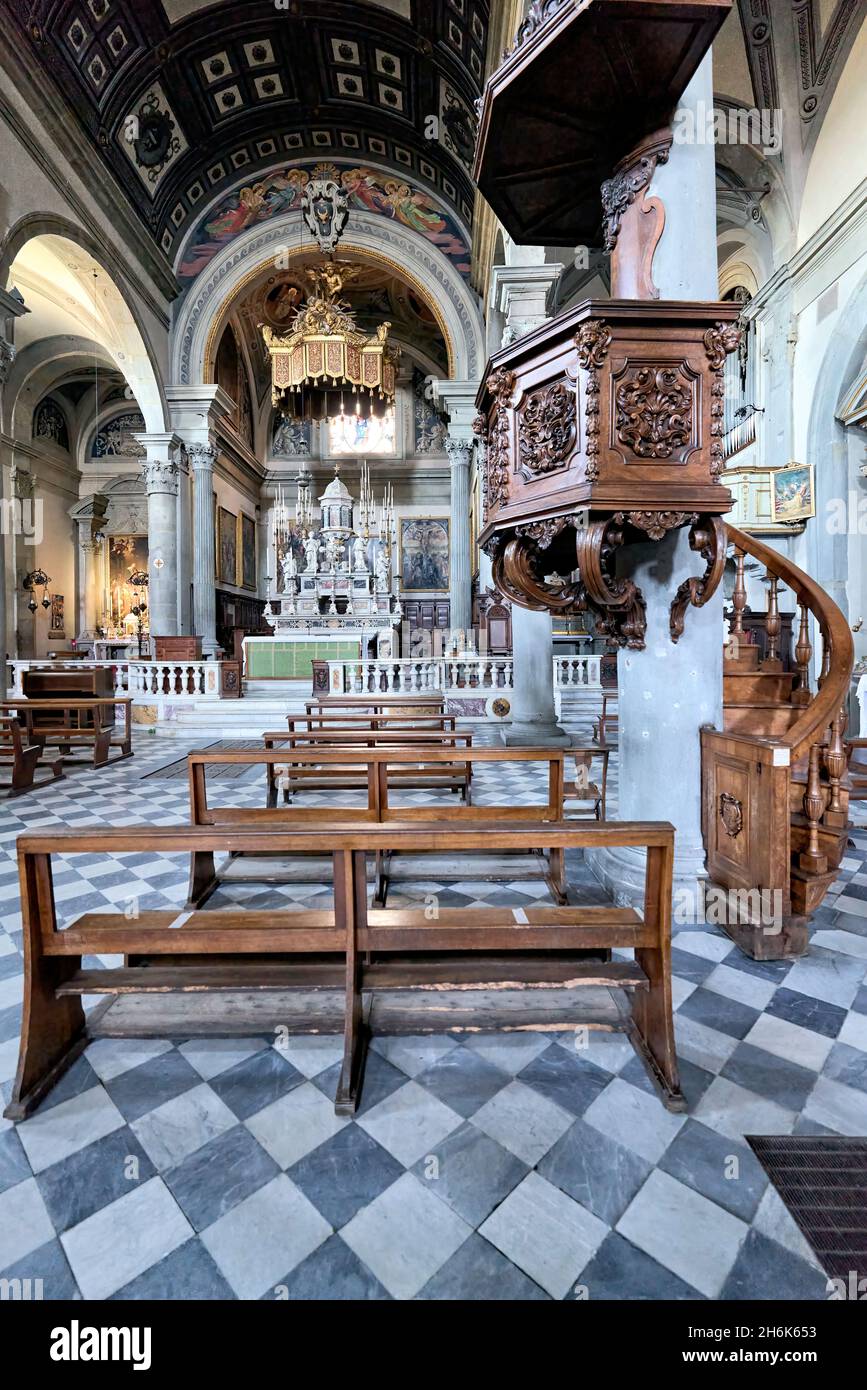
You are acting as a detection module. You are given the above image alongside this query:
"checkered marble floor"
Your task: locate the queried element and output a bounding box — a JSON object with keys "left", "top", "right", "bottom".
{"left": 1, "top": 731, "right": 867, "bottom": 1301}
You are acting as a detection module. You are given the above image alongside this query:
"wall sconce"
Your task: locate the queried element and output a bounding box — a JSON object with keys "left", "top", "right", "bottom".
{"left": 22, "top": 568, "right": 51, "bottom": 614}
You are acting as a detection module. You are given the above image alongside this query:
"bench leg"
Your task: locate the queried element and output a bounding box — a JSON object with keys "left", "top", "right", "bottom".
{"left": 545, "top": 848, "right": 568, "bottom": 906}
{"left": 187, "top": 850, "right": 219, "bottom": 908}
{"left": 630, "top": 947, "right": 685, "bottom": 1112}
{"left": 334, "top": 849, "right": 369, "bottom": 1115}
{"left": 93, "top": 729, "right": 111, "bottom": 767}
{"left": 5, "top": 871, "right": 87, "bottom": 1120}
{"left": 11, "top": 747, "right": 40, "bottom": 793}
{"left": 373, "top": 849, "right": 389, "bottom": 908}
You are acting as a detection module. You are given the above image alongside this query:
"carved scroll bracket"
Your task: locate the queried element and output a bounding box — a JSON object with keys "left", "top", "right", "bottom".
{"left": 601, "top": 128, "right": 673, "bottom": 300}
{"left": 574, "top": 516, "right": 648, "bottom": 650}
{"left": 669, "top": 515, "right": 727, "bottom": 642}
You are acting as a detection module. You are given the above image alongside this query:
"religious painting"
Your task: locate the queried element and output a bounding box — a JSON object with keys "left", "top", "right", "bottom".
{"left": 400, "top": 518, "right": 450, "bottom": 592}
{"left": 771, "top": 463, "right": 815, "bottom": 524}
{"left": 238, "top": 512, "right": 256, "bottom": 590}
{"left": 108, "top": 535, "right": 149, "bottom": 626}
{"left": 48, "top": 593, "right": 64, "bottom": 640}
{"left": 218, "top": 506, "right": 238, "bottom": 586}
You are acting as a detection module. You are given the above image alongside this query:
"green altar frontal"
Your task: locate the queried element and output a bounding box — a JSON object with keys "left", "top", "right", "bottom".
{"left": 245, "top": 638, "right": 361, "bottom": 680}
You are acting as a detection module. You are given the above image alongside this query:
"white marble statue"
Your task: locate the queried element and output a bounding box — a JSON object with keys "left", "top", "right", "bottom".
{"left": 375, "top": 549, "right": 391, "bottom": 594}
{"left": 352, "top": 536, "right": 368, "bottom": 573}
{"left": 281, "top": 548, "right": 297, "bottom": 592}
{"left": 303, "top": 535, "right": 319, "bottom": 574}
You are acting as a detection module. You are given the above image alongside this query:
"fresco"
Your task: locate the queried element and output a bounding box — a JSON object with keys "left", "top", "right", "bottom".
{"left": 178, "top": 164, "right": 471, "bottom": 285}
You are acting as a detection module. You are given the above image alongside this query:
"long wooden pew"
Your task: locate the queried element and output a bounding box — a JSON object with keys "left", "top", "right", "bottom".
{"left": 186, "top": 745, "right": 567, "bottom": 907}
{"left": 0, "top": 697, "right": 133, "bottom": 768}
{"left": 263, "top": 726, "right": 473, "bottom": 803}
{"left": 289, "top": 712, "right": 457, "bottom": 733}
{"left": 0, "top": 716, "right": 64, "bottom": 797}
{"left": 5, "top": 819, "right": 683, "bottom": 1119}
{"left": 306, "top": 694, "right": 445, "bottom": 717}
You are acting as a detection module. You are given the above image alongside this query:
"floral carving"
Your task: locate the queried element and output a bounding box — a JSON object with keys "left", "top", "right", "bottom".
{"left": 613, "top": 510, "right": 698, "bottom": 542}
{"left": 506, "top": 0, "right": 568, "bottom": 58}
{"left": 615, "top": 365, "right": 693, "bottom": 460}
{"left": 575, "top": 320, "right": 611, "bottom": 483}
{"left": 703, "top": 322, "right": 741, "bottom": 478}
{"left": 601, "top": 146, "right": 670, "bottom": 253}
{"left": 484, "top": 368, "right": 516, "bottom": 511}
{"left": 518, "top": 382, "right": 576, "bottom": 480}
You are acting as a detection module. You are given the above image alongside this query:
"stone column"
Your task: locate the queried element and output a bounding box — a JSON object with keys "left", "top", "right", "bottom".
{"left": 592, "top": 53, "right": 723, "bottom": 902}
{"left": 430, "top": 381, "right": 479, "bottom": 642}
{"left": 189, "top": 443, "right": 220, "bottom": 656}
{"left": 0, "top": 286, "right": 28, "bottom": 663}
{"left": 491, "top": 251, "right": 569, "bottom": 746}
{"left": 79, "top": 538, "right": 103, "bottom": 639}
{"left": 136, "top": 433, "right": 182, "bottom": 640}
{"left": 445, "top": 437, "right": 472, "bottom": 634}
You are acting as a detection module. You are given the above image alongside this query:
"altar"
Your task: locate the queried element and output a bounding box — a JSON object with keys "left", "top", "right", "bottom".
{"left": 243, "top": 628, "right": 391, "bottom": 680}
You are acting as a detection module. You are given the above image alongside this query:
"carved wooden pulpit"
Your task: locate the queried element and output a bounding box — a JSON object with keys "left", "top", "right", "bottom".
{"left": 473, "top": 0, "right": 739, "bottom": 649}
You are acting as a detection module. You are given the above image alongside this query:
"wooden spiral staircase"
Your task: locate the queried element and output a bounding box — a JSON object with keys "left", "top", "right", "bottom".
{"left": 701, "top": 523, "right": 855, "bottom": 960}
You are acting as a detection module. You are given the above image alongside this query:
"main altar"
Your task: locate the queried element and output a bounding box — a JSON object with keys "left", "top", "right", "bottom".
{"left": 244, "top": 463, "right": 401, "bottom": 681}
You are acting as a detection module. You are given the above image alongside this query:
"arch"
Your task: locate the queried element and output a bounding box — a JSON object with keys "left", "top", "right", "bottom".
{"left": 805, "top": 263, "right": 867, "bottom": 620}
{"left": 171, "top": 211, "right": 486, "bottom": 387}
{"left": 2, "top": 217, "right": 168, "bottom": 432}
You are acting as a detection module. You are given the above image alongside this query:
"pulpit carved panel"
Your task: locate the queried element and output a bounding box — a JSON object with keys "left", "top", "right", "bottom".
{"left": 612, "top": 362, "right": 696, "bottom": 463}
{"left": 517, "top": 381, "right": 576, "bottom": 480}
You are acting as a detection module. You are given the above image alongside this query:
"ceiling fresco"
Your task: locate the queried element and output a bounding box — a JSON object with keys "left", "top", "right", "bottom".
{"left": 4, "top": 0, "right": 488, "bottom": 270}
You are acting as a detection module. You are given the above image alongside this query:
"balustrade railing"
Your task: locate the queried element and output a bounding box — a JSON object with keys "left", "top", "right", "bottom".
{"left": 553, "top": 655, "right": 602, "bottom": 689}
{"left": 7, "top": 659, "right": 225, "bottom": 702}
{"left": 326, "top": 657, "right": 514, "bottom": 696}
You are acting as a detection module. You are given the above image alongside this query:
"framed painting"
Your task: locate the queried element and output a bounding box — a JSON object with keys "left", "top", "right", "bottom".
{"left": 238, "top": 512, "right": 256, "bottom": 590}
{"left": 218, "top": 506, "right": 238, "bottom": 587}
{"left": 400, "top": 517, "right": 450, "bottom": 592}
{"left": 771, "top": 463, "right": 815, "bottom": 524}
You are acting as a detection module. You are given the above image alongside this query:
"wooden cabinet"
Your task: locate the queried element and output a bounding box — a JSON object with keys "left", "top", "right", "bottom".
{"left": 153, "top": 637, "right": 202, "bottom": 661}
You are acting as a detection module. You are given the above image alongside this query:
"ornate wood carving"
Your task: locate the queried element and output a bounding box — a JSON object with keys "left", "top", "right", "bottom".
{"left": 574, "top": 516, "right": 648, "bottom": 650}
{"left": 704, "top": 322, "right": 742, "bottom": 478}
{"left": 518, "top": 381, "right": 576, "bottom": 479}
{"left": 614, "top": 510, "right": 698, "bottom": 542}
{"left": 484, "top": 368, "right": 516, "bottom": 510}
{"left": 601, "top": 130, "right": 672, "bottom": 299}
{"left": 614, "top": 364, "right": 694, "bottom": 460}
{"left": 719, "top": 791, "right": 743, "bottom": 839}
{"left": 575, "top": 320, "right": 611, "bottom": 482}
{"left": 669, "top": 516, "right": 727, "bottom": 643}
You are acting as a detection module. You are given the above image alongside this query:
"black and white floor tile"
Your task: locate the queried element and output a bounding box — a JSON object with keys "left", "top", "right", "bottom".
{"left": 1, "top": 731, "right": 866, "bottom": 1300}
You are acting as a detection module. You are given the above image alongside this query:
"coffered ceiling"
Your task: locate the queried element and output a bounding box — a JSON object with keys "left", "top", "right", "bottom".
{"left": 4, "top": 0, "right": 488, "bottom": 268}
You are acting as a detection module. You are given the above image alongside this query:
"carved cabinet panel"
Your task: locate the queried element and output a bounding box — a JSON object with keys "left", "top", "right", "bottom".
{"left": 701, "top": 727, "right": 792, "bottom": 912}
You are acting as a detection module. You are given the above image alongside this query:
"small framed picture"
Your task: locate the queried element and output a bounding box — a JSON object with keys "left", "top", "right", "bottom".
{"left": 400, "top": 517, "right": 450, "bottom": 592}
{"left": 218, "top": 507, "right": 237, "bottom": 586}
{"left": 238, "top": 513, "right": 256, "bottom": 590}
{"left": 771, "top": 463, "right": 815, "bottom": 524}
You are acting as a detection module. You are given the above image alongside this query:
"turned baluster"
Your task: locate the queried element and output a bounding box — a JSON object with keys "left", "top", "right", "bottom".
{"left": 763, "top": 572, "right": 781, "bottom": 669}
{"left": 730, "top": 547, "right": 747, "bottom": 638}
{"left": 818, "top": 638, "right": 830, "bottom": 689}
{"left": 792, "top": 601, "right": 813, "bottom": 706}
{"left": 824, "top": 703, "right": 847, "bottom": 817}
{"left": 800, "top": 743, "right": 828, "bottom": 874}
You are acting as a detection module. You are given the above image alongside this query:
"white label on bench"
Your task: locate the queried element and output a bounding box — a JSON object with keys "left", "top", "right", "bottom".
{"left": 512, "top": 908, "right": 529, "bottom": 925}
{"left": 167, "top": 911, "right": 193, "bottom": 931}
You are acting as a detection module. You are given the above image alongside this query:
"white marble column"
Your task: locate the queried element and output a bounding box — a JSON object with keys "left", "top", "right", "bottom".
{"left": 445, "top": 437, "right": 472, "bottom": 634}
{"left": 188, "top": 442, "right": 219, "bottom": 656}
{"left": 0, "top": 286, "right": 28, "bottom": 663}
{"left": 491, "top": 250, "right": 569, "bottom": 745}
{"left": 79, "top": 538, "right": 102, "bottom": 639}
{"left": 592, "top": 53, "right": 724, "bottom": 902}
{"left": 136, "top": 432, "right": 182, "bottom": 639}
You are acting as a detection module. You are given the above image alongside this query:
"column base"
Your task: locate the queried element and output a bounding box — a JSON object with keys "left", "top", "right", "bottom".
{"left": 587, "top": 843, "right": 709, "bottom": 916}
{"left": 501, "top": 720, "right": 573, "bottom": 748}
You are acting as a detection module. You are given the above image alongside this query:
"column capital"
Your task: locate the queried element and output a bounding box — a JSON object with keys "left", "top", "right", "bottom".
{"left": 445, "top": 436, "right": 473, "bottom": 471}
{"left": 187, "top": 440, "right": 218, "bottom": 472}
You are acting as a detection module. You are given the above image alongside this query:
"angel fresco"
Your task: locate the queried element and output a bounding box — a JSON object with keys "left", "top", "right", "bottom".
{"left": 178, "top": 164, "right": 471, "bottom": 285}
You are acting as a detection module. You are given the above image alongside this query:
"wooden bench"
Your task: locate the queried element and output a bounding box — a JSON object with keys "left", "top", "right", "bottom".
{"left": 290, "top": 712, "right": 457, "bottom": 733}
{"left": 565, "top": 746, "right": 612, "bottom": 819}
{"left": 0, "top": 698, "right": 133, "bottom": 768}
{"left": 0, "top": 716, "right": 64, "bottom": 797}
{"left": 186, "top": 745, "right": 567, "bottom": 907}
{"left": 306, "top": 694, "right": 446, "bottom": 716}
{"left": 593, "top": 694, "right": 619, "bottom": 746}
{"left": 263, "top": 727, "right": 473, "bottom": 802}
{"left": 4, "top": 819, "right": 683, "bottom": 1120}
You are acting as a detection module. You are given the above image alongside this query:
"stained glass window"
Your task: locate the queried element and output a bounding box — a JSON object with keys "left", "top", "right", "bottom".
{"left": 329, "top": 405, "right": 396, "bottom": 456}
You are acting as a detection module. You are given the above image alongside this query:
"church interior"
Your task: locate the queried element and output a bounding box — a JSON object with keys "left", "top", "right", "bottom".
{"left": 1, "top": 0, "right": 866, "bottom": 1315}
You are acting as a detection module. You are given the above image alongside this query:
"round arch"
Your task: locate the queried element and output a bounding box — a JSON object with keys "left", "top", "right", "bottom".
{"left": 2, "top": 217, "right": 168, "bottom": 432}
{"left": 171, "top": 211, "right": 486, "bottom": 388}
{"left": 805, "top": 263, "right": 867, "bottom": 622}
